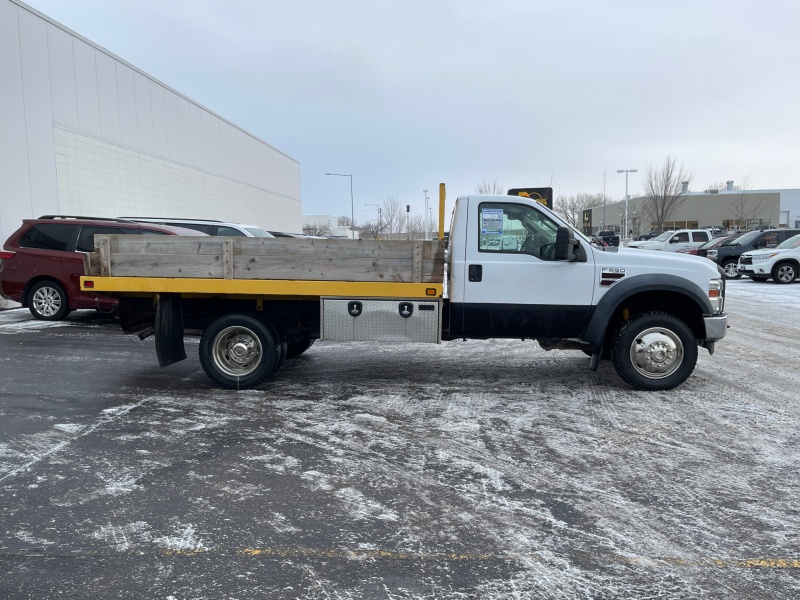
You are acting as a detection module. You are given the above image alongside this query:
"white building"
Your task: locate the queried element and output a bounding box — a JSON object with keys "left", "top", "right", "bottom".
{"left": 0, "top": 0, "right": 302, "bottom": 249}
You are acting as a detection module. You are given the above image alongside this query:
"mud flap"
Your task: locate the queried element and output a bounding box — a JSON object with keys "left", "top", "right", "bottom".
{"left": 589, "top": 348, "right": 602, "bottom": 371}
{"left": 155, "top": 293, "right": 186, "bottom": 367}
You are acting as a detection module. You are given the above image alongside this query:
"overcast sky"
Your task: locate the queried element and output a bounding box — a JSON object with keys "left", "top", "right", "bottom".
{"left": 23, "top": 0, "right": 800, "bottom": 223}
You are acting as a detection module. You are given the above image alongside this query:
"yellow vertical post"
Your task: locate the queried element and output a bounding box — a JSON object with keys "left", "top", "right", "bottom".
{"left": 438, "top": 183, "right": 446, "bottom": 240}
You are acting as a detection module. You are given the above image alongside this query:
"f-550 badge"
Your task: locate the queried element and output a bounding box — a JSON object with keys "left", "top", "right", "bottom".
{"left": 600, "top": 268, "right": 626, "bottom": 287}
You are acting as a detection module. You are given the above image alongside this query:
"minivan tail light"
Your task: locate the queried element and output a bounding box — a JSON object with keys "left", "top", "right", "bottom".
{"left": 0, "top": 251, "right": 16, "bottom": 259}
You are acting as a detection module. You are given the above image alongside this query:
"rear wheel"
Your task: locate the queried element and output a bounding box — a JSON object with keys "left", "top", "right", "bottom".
{"left": 199, "top": 314, "right": 282, "bottom": 389}
{"left": 722, "top": 260, "right": 741, "bottom": 279}
{"left": 611, "top": 312, "right": 697, "bottom": 391}
{"left": 27, "top": 280, "right": 70, "bottom": 321}
{"left": 773, "top": 262, "right": 798, "bottom": 284}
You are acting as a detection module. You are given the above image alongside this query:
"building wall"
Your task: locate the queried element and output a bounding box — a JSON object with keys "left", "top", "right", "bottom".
{"left": 0, "top": 0, "right": 301, "bottom": 249}
{"left": 583, "top": 190, "right": 787, "bottom": 236}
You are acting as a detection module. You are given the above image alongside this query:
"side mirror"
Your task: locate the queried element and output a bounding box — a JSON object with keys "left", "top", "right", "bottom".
{"left": 669, "top": 237, "right": 679, "bottom": 243}
{"left": 554, "top": 226, "right": 578, "bottom": 261}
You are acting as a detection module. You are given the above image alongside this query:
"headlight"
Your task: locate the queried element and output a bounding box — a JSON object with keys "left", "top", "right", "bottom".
{"left": 753, "top": 253, "right": 778, "bottom": 261}
{"left": 709, "top": 278, "right": 724, "bottom": 313}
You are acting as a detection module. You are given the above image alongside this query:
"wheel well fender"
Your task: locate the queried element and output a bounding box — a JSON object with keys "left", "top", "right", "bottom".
{"left": 23, "top": 276, "right": 69, "bottom": 305}
{"left": 582, "top": 274, "right": 712, "bottom": 350}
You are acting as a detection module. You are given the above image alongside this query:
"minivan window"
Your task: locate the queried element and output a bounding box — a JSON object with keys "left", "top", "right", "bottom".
{"left": 75, "top": 226, "right": 162, "bottom": 252}
{"left": 19, "top": 223, "right": 77, "bottom": 251}
{"left": 216, "top": 226, "right": 246, "bottom": 236}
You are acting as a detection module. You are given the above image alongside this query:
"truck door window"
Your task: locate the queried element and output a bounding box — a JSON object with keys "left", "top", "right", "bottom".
{"left": 478, "top": 202, "right": 559, "bottom": 259}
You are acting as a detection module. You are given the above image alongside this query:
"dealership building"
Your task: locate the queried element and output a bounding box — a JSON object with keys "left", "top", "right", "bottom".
{"left": 0, "top": 0, "right": 301, "bottom": 259}
{"left": 582, "top": 183, "right": 800, "bottom": 238}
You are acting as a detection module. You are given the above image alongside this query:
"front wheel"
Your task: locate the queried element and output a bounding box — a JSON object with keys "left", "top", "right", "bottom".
{"left": 199, "top": 314, "right": 282, "bottom": 389}
{"left": 772, "top": 262, "right": 797, "bottom": 284}
{"left": 611, "top": 312, "right": 698, "bottom": 391}
{"left": 722, "top": 260, "right": 741, "bottom": 279}
{"left": 28, "top": 280, "right": 70, "bottom": 321}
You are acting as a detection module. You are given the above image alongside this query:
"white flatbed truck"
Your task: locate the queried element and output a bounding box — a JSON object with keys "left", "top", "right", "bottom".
{"left": 81, "top": 187, "right": 728, "bottom": 391}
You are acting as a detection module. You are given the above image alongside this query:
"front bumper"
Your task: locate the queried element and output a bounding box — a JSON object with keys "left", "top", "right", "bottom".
{"left": 704, "top": 314, "right": 728, "bottom": 342}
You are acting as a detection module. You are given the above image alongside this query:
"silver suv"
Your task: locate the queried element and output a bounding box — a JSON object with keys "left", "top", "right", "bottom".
{"left": 119, "top": 218, "right": 273, "bottom": 237}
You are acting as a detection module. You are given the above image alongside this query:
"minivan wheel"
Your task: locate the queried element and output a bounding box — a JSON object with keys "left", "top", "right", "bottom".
{"left": 28, "top": 280, "right": 70, "bottom": 321}
{"left": 773, "top": 262, "right": 798, "bottom": 284}
{"left": 722, "top": 260, "right": 741, "bottom": 279}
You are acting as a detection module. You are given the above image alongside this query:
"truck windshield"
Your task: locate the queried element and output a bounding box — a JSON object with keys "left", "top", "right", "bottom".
{"left": 653, "top": 231, "right": 674, "bottom": 242}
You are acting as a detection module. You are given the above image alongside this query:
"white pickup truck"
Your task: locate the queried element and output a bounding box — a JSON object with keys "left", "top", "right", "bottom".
{"left": 81, "top": 189, "right": 728, "bottom": 391}
{"left": 627, "top": 229, "right": 712, "bottom": 251}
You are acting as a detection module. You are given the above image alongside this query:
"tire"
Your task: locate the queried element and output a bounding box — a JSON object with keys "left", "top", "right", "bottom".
{"left": 199, "top": 313, "right": 282, "bottom": 390}
{"left": 27, "top": 280, "right": 70, "bottom": 321}
{"left": 611, "top": 312, "right": 698, "bottom": 391}
{"left": 772, "top": 262, "right": 798, "bottom": 284}
{"left": 286, "top": 337, "right": 315, "bottom": 359}
{"left": 722, "top": 260, "right": 741, "bottom": 279}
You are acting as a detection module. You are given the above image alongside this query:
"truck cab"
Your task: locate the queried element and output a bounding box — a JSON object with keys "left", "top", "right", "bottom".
{"left": 447, "top": 195, "right": 728, "bottom": 390}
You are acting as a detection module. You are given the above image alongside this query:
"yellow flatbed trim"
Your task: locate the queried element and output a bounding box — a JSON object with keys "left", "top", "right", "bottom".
{"left": 81, "top": 276, "right": 443, "bottom": 299}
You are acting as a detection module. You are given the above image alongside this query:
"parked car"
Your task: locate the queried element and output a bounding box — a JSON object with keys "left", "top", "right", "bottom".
{"left": 634, "top": 230, "right": 662, "bottom": 241}
{"left": 705, "top": 228, "right": 800, "bottom": 279}
{"left": 0, "top": 216, "right": 205, "bottom": 320}
{"left": 696, "top": 234, "right": 742, "bottom": 258}
{"left": 627, "top": 229, "right": 711, "bottom": 252}
{"left": 119, "top": 217, "right": 273, "bottom": 238}
{"left": 593, "top": 230, "right": 620, "bottom": 247}
{"left": 738, "top": 233, "right": 800, "bottom": 283}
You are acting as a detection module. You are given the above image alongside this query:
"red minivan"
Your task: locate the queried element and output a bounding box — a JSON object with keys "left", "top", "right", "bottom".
{"left": 0, "top": 216, "right": 205, "bottom": 320}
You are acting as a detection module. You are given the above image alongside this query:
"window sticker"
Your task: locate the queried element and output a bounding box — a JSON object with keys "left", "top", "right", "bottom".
{"left": 481, "top": 208, "right": 504, "bottom": 235}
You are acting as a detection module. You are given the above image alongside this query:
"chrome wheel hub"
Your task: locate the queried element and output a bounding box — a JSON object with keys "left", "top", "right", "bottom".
{"left": 212, "top": 326, "right": 262, "bottom": 377}
{"left": 630, "top": 327, "right": 684, "bottom": 379}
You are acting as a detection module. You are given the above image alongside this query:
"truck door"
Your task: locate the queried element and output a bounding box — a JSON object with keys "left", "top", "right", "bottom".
{"left": 450, "top": 198, "right": 596, "bottom": 339}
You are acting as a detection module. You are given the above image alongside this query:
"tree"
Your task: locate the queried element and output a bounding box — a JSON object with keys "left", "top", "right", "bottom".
{"left": 358, "top": 219, "right": 382, "bottom": 239}
{"left": 303, "top": 221, "right": 331, "bottom": 237}
{"left": 380, "top": 195, "right": 405, "bottom": 238}
{"left": 726, "top": 175, "right": 769, "bottom": 230}
{"left": 337, "top": 215, "right": 355, "bottom": 228}
{"left": 554, "top": 193, "right": 607, "bottom": 228}
{"left": 475, "top": 177, "right": 505, "bottom": 195}
{"left": 640, "top": 156, "right": 693, "bottom": 230}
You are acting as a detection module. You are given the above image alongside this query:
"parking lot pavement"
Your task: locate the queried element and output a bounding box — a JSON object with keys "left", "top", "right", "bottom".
{"left": 1, "top": 280, "right": 800, "bottom": 598}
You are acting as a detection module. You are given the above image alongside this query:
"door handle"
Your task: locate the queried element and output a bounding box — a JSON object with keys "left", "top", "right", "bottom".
{"left": 468, "top": 264, "right": 483, "bottom": 282}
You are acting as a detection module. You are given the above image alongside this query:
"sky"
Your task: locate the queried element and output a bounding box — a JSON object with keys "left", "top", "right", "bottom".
{"left": 21, "top": 0, "right": 800, "bottom": 223}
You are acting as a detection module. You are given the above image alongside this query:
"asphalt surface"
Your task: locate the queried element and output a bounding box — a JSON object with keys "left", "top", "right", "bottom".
{"left": 1, "top": 280, "right": 799, "bottom": 599}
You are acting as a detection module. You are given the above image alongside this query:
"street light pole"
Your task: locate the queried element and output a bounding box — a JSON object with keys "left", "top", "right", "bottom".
{"left": 423, "top": 189, "right": 430, "bottom": 240}
{"left": 324, "top": 173, "right": 355, "bottom": 239}
{"left": 616, "top": 169, "right": 637, "bottom": 242}
{"left": 364, "top": 203, "right": 382, "bottom": 239}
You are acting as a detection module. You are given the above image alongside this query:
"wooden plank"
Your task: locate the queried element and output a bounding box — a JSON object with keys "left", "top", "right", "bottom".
{"left": 96, "top": 235, "right": 446, "bottom": 283}
{"left": 412, "top": 242, "right": 423, "bottom": 283}
{"left": 223, "top": 240, "right": 233, "bottom": 280}
{"left": 106, "top": 236, "right": 224, "bottom": 255}
{"left": 99, "top": 237, "right": 111, "bottom": 277}
{"left": 230, "top": 238, "right": 439, "bottom": 259}
{"left": 110, "top": 254, "right": 224, "bottom": 278}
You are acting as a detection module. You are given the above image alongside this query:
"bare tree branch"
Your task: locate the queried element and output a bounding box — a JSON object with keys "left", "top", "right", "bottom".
{"left": 726, "top": 175, "right": 768, "bottom": 230}
{"left": 640, "top": 156, "right": 693, "bottom": 230}
{"left": 475, "top": 177, "right": 505, "bottom": 195}
{"left": 554, "top": 193, "right": 607, "bottom": 228}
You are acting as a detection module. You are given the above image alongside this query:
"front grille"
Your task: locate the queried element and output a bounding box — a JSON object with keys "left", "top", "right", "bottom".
{"left": 740, "top": 256, "right": 753, "bottom": 265}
